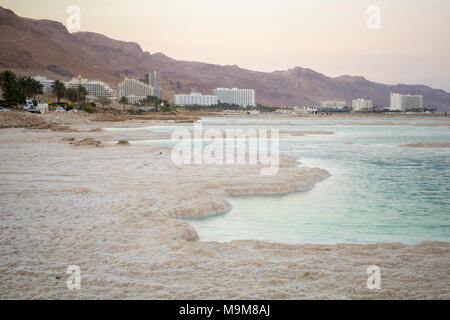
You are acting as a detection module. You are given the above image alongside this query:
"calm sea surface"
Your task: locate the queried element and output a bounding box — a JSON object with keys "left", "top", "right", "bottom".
{"left": 188, "top": 117, "right": 450, "bottom": 244}
{"left": 106, "top": 116, "right": 450, "bottom": 244}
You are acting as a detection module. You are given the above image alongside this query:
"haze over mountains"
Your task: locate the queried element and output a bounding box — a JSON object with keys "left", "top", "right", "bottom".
{"left": 0, "top": 6, "right": 449, "bottom": 111}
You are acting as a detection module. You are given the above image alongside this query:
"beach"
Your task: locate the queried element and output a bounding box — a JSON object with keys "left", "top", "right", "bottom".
{"left": 0, "top": 111, "right": 449, "bottom": 299}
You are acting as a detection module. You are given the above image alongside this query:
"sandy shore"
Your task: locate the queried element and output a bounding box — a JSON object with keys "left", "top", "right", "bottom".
{"left": 0, "top": 112, "right": 449, "bottom": 299}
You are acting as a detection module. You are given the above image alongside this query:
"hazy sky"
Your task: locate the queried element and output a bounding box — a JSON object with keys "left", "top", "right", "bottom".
{"left": 2, "top": 0, "right": 449, "bottom": 91}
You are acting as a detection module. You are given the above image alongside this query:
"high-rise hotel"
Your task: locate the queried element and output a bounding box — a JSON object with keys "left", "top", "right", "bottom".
{"left": 118, "top": 78, "right": 154, "bottom": 104}
{"left": 174, "top": 92, "right": 218, "bottom": 106}
{"left": 213, "top": 88, "right": 255, "bottom": 107}
{"left": 390, "top": 93, "right": 423, "bottom": 111}
{"left": 352, "top": 98, "right": 373, "bottom": 111}
{"left": 65, "top": 75, "right": 117, "bottom": 100}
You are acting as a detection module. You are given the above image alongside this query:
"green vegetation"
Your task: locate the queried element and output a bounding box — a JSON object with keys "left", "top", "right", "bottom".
{"left": 65, "top": 87, "right": 78, "bottom": 102}
{"left": 77, "top": 85, "right": 88, "bottom": 106}
{"left": 63, "top": 85, "right": 88, "bottom": 108}
{"left": 0, "top": 70, "right": 43, "bottom": 105}
{"left": 51, "top": 80, "right": 66, "bottom": 103}
{"left": 126, "top": 95, "right": 174, "bottom": 113}
{"left": 119, "top": 96, "right": 128, "bottom": 106}
{"left": 80, "top": 102, "right": 97, "bottom": 113}
{"left": 141, "top": 95, "right": 172, "bottom": 112}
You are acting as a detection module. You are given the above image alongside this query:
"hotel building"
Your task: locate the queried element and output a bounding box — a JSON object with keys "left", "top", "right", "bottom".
{"left": 174, "top": 92, "right": 218, "bottom": 106}
{"left": 352, "top": 98, "right": 373, "bottom": 111}
{"left": 390, "top": 93, "right": 423, "bottom": 111}
{"left": 321, "top": 100, "right": 347, "bottom": 109}
{"left": 143, "top": 71, "right": 162, "bottom": 99}
{"left": 119, "top": 78, "right": 154, "bottom": 104}
{"left": 32, "top": 75, "right": 54, "bottom": 94}
{"left": 213, "top": 88, "right": 255, "bottom": 107}
{"left": 65, "top": 75, "right": 117, "bottom": 100}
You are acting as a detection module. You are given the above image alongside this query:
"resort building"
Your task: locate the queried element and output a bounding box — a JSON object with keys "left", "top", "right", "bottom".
{"left": 321, "top": 100, "right": 347, "bottom": 109}
{"left": 213, "top": 88, "right": 255, "bottom": 107}
{"left": 352, "top": 98, "right": 373, "bottom": 111}
{"left": 65, "top": 75, "right": 117, "bottom": 100}
{"left": 119, "top": 78, "right": 154, "bottom": 104}
{"left": 123, "top": 95, "right": 146, "bottom": 105}
{"left": 390, "top": 93, "right": 423, "bottom": 111}
{"left": 143, "top": 71, "right": 162, "bottom": 99}
{"left": 174, "top": 92, "right": 218, "bottom": 106}
{"left": 32, "top": 75, "right": 54, "bottom": 94}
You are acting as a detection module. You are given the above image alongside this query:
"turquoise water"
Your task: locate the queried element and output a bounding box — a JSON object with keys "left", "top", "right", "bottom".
{"left": 104, "top": 117, "right": 450, "bottom": 244}
{"left": 187, "top": 117, "right": 450, "bottom": 244}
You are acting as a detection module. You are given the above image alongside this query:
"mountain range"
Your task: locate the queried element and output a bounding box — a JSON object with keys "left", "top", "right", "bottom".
{"left": 0, "top": 6, "right": 449, "bottom": 111}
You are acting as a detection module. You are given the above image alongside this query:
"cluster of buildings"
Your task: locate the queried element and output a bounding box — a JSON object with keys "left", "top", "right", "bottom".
{"left": 32, "top": 73, "right": 256, "bottom": 108}
{"left": 351, "top": 94, "right": 423, "bottom": 112}
{"left": 32, "top": 71, "right": 163, "bottom": 104}
{"left": 174, "top": 88, "right": 255, "bottom": 107}
{"left": 300, "top": 93, "right": 424, "bottom": 114}
{"left": 351, "top": 93, "right": 423, "bottom": 111}
{"left": 31, "top": 74, "right": 426, "bottom": 112}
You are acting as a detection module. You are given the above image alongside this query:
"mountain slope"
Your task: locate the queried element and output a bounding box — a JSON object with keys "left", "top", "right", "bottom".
{"left": 0, "top": 6, "right": 449, "bottom": 110}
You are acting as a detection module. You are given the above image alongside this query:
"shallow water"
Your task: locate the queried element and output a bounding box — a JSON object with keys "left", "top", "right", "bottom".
{"left": 105, "top": 117, "right": 450, "bottom": 244}
{"left": 187, "top": 117, "right": 450, "bottom": 244}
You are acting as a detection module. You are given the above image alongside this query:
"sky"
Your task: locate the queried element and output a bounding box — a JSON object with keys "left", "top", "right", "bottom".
{"left": 1, "top": 0, "right": 449, "bottom": 91}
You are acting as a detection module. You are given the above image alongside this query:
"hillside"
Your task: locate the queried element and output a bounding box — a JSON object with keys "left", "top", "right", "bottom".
{"left": 0, "top": 6, "right": 449, "bottom": 110}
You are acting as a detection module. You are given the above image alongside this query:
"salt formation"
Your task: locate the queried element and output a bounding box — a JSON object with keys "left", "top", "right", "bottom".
{"left": 0, "top": 116, "right": 448, "bottom": 299}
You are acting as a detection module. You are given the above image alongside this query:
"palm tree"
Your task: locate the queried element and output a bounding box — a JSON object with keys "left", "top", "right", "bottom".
{"left": 76, "top": 85, "right": 87, "bottom": 107}
{"left": 119, "top": 96, "right": 128, "bottom": 111}
{"left": 80, "top": 86, "right": 87, "bottom": 105}
{"left": 51, "top": 80, "right": 66, "bottom": 103}
{"left": 18, "top": 77, "right": 43, "bottom": 100}
{"left": 31, "top": 78, "right": 43, "bottom": 100}
{"left": 0, "top": 70, "right": 17, "bottom": 91}
{"left": 65, "top": 88, "right": 77, "bottom": 102}
{"left": 0, "top": 70, "right": 19, "bottom": 104}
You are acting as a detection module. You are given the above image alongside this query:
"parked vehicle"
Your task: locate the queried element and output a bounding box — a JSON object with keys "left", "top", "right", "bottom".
{"left": 28, "top": 105, "right": 39, "bottom": 113}
{"left": 23, "top": 99, "right": 34, "bottom": 111}
{"left": 0, "top": 107, "right": 10, "bottom": 112}
{"left": 55, "top": 106, "right": 65, "bottom": 112}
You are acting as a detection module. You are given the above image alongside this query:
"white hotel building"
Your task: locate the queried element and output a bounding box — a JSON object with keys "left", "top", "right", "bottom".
{"left": 321, "top": 100, "right": 347, "bottom": 109}
{"left": 174, "top": 92, "right": 218, "bottom": 106}
{"left": 32, "top": 75, "right": 54, "bottom": 94}
{"left": 352, "top": 98, "right": 373, "bottom": 111}
{"left": 65, "top": 75, "right": 117, "bottom": 100}
{"left": 213, "top": 88, "right": 255, "bottom": 107}
{"left": 118, "top": 78, "right": 154, "bottom": 104}
{"left": 390, "top": 93, "right": 423, "bottom": 111}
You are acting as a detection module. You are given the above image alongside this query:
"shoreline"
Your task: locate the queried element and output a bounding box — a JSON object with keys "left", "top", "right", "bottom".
{"left": 0, "top": 111, "right": 449, "bottom": 299}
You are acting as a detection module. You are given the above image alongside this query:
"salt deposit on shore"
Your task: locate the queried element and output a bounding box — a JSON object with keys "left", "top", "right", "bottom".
{"left": 0, "top": 113, "right": 449, "bottom": 299}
